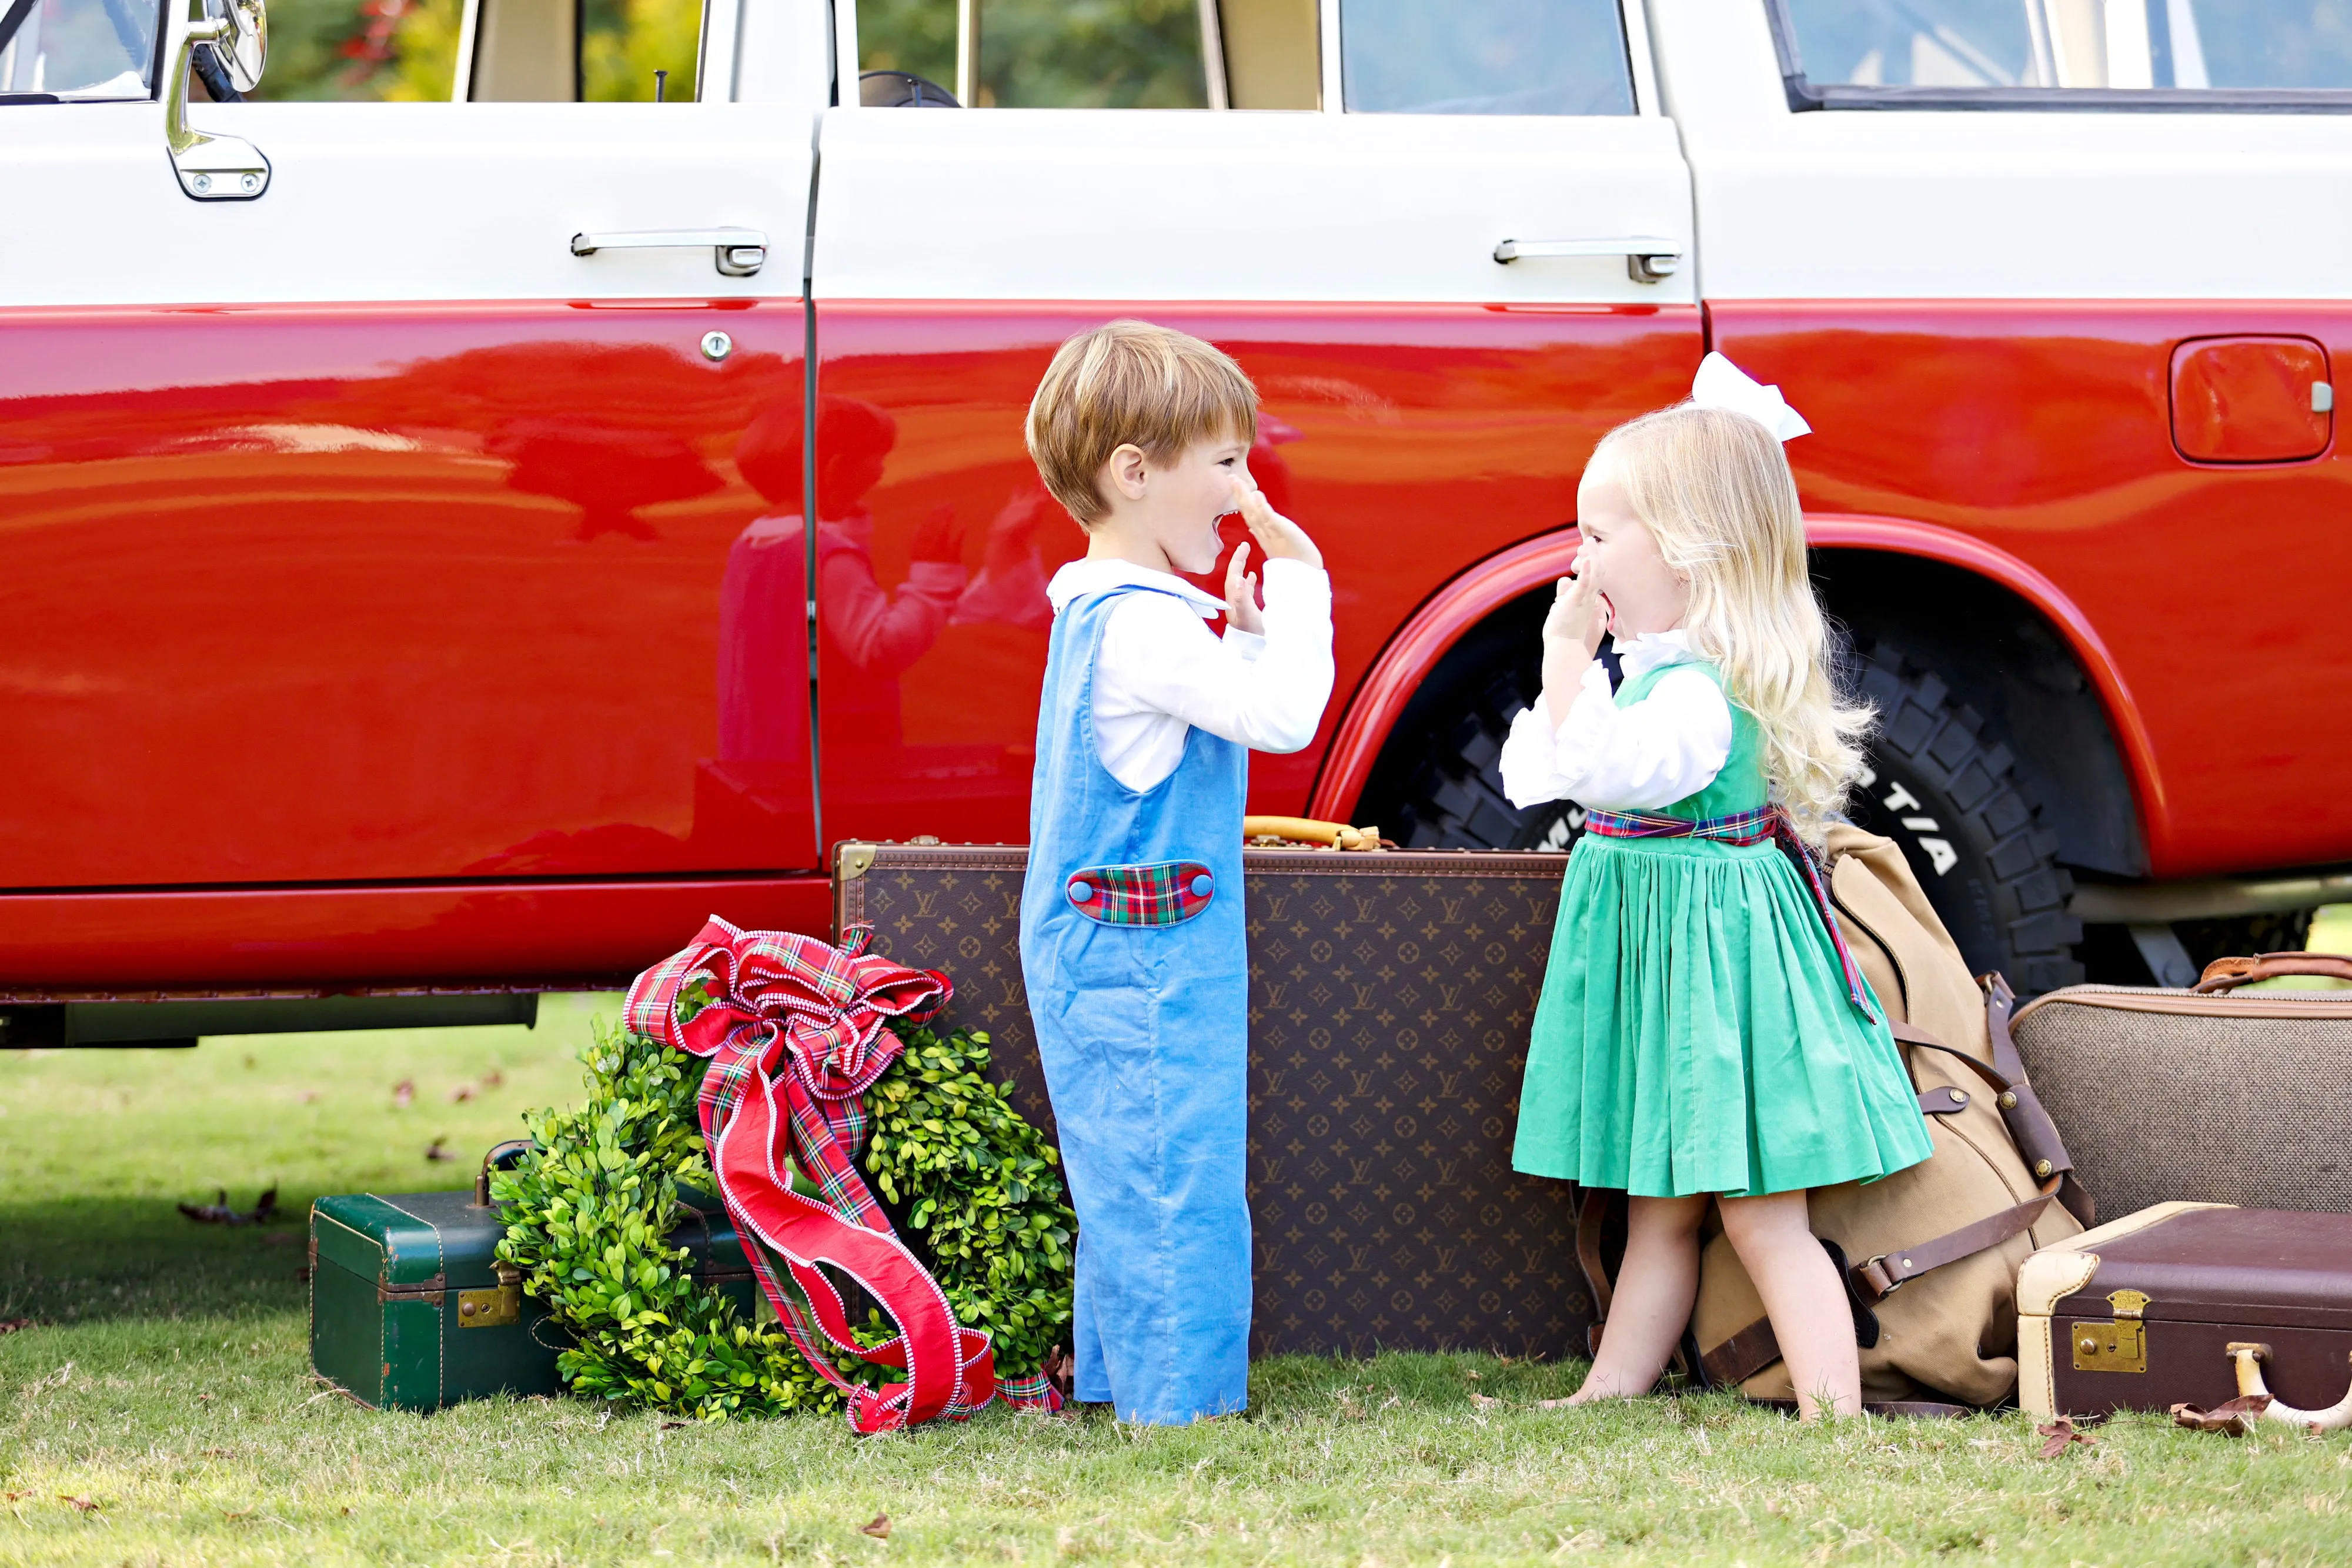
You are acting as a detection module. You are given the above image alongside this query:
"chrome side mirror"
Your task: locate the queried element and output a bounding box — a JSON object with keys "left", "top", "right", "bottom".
{"left": 167, "top": 0, "right": 270, "bottom": 200}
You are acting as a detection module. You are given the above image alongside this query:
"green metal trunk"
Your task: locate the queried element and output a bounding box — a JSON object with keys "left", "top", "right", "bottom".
{"left": 308, "top": 1179, "right": 755, "bottom": 1412}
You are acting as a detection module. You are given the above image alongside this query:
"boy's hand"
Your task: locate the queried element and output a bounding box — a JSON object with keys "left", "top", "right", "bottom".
{"left": 1544, "top": 569, "right": 1607, "bottom": 660}
{"left": 1224, "top": 540, "right": 1265, "bottom": 635}
{"left": 1229, "top": 476, "right": 1323, "bottom": 570}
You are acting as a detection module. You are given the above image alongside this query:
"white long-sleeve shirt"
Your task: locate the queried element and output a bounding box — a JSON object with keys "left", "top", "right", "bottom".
{"left": 1044, "top": 556, "right": 1335, "bottom": 792}
{"left": 1497, "top": 630, "right": 1735, "bottom": 813}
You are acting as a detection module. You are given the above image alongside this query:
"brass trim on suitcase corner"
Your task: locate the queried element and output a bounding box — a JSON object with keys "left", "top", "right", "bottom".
{"left": 838, "top": 843, "right": 878, "bottom": 882}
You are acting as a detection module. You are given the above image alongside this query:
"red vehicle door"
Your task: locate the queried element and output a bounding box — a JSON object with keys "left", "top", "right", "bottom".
{"left": 0, "top": 3, "right": 828, "bottom": 987}
{"left": 809, "top": 0, "right": 1702, "bottom": 849}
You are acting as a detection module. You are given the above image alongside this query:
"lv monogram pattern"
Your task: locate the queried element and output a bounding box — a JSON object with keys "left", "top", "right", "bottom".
{"left": 836, "top": 845, "right": 1593, "bottom": 1360}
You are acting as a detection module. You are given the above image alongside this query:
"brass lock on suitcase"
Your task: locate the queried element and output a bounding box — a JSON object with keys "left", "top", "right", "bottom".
{"left": 2070, "top": 1289, "right": 2149, "bottom": 1373}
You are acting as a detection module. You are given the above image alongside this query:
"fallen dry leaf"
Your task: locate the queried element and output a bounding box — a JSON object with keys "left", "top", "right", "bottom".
{"left": 0, "top": 1318, "right": 35, "bottom": 1336}
{"left": 860, "top": 1513, "right": 892, "bottom": 1540}
{"left": 58, "top": 1495, "right": 98, "bottom": 1513}
{"left": 298, "top": 1090, "right": 321, "bottom": 1104}
{"left": 178, "top": 1186, "right": 279, "bottom": 1227}
{"left": 660, "top": 1420, "right": 688, "bottom": 1430}
{"left": 425, "top": 1137, "right": 454, "bottom": 1163}
{"left": 2172, "top": 1395, "right": 2272, "bottom": 1435}
{"left": 447, "top": 1084, "right": 476, "bottom": 1104}
{"left": 392, "top": 1079, "right": 415, "bottom": 1108}
{"left": 483, "top": 1069, "right": 505, "bottom": 1088}
{"left": 2037, "top": 1417, "right": 2097, "bottom": 1457}
{"left": 1468, "top": 1392, "right": 1499, "bottom": 1409}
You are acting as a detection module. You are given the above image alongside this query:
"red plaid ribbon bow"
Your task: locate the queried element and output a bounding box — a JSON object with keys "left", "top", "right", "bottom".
{"left": 1583, "top": 805, "right": 1879, "bottom": 1024}
{"left": 626, "top": 915, "right": 1037, "bottom": 1430}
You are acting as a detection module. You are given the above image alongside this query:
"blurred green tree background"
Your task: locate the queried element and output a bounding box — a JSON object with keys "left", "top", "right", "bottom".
{"left": 857, "top": 0, "right": 1211, "bottom": 107}
{"left": 245, "top": 0, "right": 1207, "bottom": 105}
{"left": 250, "top": 0, "right": 697, "bottom": 101}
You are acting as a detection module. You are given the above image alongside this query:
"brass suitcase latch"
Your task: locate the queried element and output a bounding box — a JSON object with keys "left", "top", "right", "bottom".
{"left": 457, "top": 1262, "right": 522, "bottom": 1329}
{"left": 2072, "top": 1288, "right": 2149, "bottom": 1374}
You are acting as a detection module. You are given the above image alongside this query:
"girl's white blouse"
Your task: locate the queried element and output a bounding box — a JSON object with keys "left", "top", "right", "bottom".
{"left": 1498, "top": 630, "right": 1735, "bottom": 814}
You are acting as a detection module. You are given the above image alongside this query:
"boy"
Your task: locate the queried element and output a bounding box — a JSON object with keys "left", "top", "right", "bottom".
{"left": 1018, "top": 320, "right": 1333, "bottom": 1424}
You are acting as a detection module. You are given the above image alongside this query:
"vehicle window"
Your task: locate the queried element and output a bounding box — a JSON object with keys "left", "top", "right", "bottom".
{"left": 235, "top": 0, "right": 695, "bottom": 102}
{"left": 579, "top": 0, "right": 699, "bottom": 99}
{"left": 1780, "top": 0, "right": 2039, "bottom": 87}
{"left": 1780, "top": 0, "right": 2352, "bottom": 95}
{"left": 0, "top": 0, "right": 162, "bottom": 99}
{"left": 859, "top": 0, "right": 1307, "bottom": 108}
{"left": 250, "top": 0, "right": 459, "bottom": 100}
{"left": 2187, "top": 0, "right": 2352, "bottom": 88}
{"left": 1340, "top": 0, "right": 1634, "bottom": 115}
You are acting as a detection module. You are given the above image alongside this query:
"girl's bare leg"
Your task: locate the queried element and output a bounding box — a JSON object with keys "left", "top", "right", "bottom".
{"left": 1566, "top": 1193, "right": 1709, "bottom": 1404}
{"left": 1718, "top": 1189, "right": 1859, "bottom": 1420}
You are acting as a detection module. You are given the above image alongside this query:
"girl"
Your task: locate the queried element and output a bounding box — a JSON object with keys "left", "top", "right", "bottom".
{"left": 1502, "top": 356, "right": 1933, "bottom": 1420}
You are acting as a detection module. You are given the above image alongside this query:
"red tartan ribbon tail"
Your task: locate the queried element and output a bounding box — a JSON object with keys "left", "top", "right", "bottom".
{"left": 702, "top": 1065, "right": 992, "bottom": 1430}
{"left": 1764, "top": 811, "right": 1878, "bottom": 1025}
{"left": 626, "top": 915, "right": 1006, "bottom": 1431}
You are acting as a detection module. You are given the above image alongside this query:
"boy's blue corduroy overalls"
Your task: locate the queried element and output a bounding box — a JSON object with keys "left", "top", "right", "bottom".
{"left": 1018, "top": 584, "right": 1251, "bottom": 1425}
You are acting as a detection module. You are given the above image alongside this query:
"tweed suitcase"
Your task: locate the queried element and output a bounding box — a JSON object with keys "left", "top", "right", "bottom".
{"left": 833, "top": 837, "right": 1591, "bottom": 1360}
{"left": 2009, "top": 953, "right": 2352, "bottom": 1220}
{"left": 2018, "top": 1202, "right": 2352, "bottom": 1427}
{"left": 309, "top": 1146, "right": 756, "bottom": 1410}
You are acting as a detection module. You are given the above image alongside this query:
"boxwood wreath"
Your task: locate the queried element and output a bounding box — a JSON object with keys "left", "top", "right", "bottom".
{"left": 490, "top": 1019, "right": 1076, "bottom": 1420}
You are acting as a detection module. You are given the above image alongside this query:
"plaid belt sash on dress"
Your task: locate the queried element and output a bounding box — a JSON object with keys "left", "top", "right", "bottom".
{"left": 626, "top": 915, "right": 1062, "bottom": 1430}
{"left": 1582, "top": 805, "right": 1878, "bottom": 1024}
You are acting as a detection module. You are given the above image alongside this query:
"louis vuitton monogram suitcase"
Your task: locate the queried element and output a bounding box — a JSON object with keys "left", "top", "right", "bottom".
{"left": 832, "top": 838, "right": 1592, "bottom": 1360}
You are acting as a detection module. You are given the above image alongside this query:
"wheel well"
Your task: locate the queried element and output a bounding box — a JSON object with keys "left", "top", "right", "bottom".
{"left": 1814, "top": 549, "right": 2146, "bottom": 880}
{"left": 1349, "top": 588, "right": 1549, "bottom": 844}
{"left": 1347, "top": 550, "right": 2146, "bottom": 880}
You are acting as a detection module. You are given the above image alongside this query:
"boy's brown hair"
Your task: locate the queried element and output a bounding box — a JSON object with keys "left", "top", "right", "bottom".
{"left": 1025, "top": 320, "right": 1258, "bottom": 526}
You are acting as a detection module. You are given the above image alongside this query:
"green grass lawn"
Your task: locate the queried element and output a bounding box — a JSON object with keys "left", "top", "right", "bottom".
{"left": 4, "top": 1002, "right": 2349, "bottom": 1566}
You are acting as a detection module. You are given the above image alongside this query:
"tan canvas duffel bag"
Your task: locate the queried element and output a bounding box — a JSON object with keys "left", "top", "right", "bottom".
{"left": 1579, "top": 826, "right": 2093, "bottom": 1408}
{"left": 2011, "top": 953, "right": 2352, "bottom": 1220}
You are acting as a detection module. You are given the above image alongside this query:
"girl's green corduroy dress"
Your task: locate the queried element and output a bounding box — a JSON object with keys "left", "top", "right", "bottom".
{"left": 1511, "top": 655, "right": 1933, "bottom": 1199}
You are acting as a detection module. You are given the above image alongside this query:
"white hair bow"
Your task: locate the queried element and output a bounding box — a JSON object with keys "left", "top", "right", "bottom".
{"left": 1690, "top": 352, "right": 1810, "bottom": 442}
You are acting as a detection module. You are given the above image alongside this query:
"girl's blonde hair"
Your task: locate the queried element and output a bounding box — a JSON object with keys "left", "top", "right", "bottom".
{"left": 1589, "top": 404, "right": 1872, "bottom": 845}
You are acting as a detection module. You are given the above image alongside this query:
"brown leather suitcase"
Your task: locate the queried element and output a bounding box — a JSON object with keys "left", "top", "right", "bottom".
{"left": 2019, "top": 1202, "right": 2352, "bottom": 1427}
{"left": 2010, "top": 953, "right": 2352, "bottom": 1219}
{"left": 831, "top": 837, "right": 1592, "bottom": 1360}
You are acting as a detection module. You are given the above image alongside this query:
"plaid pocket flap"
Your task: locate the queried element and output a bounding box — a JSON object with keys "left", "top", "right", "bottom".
{"left": 1064, "top": 860, "right": 1216, "bottom": 927}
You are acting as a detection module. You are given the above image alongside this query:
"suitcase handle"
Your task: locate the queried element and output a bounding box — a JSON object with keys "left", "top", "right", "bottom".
{"left": 474, "top": 1138, "right": 536, "bottom": 1207}
{"left": 2193, "top": 952, "right": 2352, "bottom": 993}
{"left": 1242, "top": 815, "right": 1392, "bottom": 851}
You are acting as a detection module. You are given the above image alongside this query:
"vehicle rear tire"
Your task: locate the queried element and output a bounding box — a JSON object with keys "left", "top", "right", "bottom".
{"left": 1846, "top": 643, "right": 2083, "bottom": 993}
{"left": 1373, "top": 640, "right": 2084, "bottom": 994}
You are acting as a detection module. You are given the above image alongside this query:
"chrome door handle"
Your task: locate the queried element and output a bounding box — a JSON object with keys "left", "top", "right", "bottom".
{"left": 569, "top": 228, "right": 767, "bottom": 278}
{"left": 1494, "top": 237, "right": 1681, "bottom": 284}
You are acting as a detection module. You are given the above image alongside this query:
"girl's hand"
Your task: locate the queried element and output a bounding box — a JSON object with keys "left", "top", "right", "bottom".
{"left": 1224, "top": 538, "right": 1265, "bottom": 636}
{"left": 1538, "top": 569, "right": 1606, "bottom": 728}
{"left": 1543, "top": 569, "right": 1607, "bottom": 659}
{"left": 1230, "top": 476, "right": 1324, "bottom": 570}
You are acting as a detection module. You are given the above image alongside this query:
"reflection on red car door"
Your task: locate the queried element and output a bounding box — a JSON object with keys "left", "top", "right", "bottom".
{"left": 810, "top": 302, "right": 1701, "bottom": 847}
{"left": 0, "top": 302, "right": 813, "bottom": 887}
